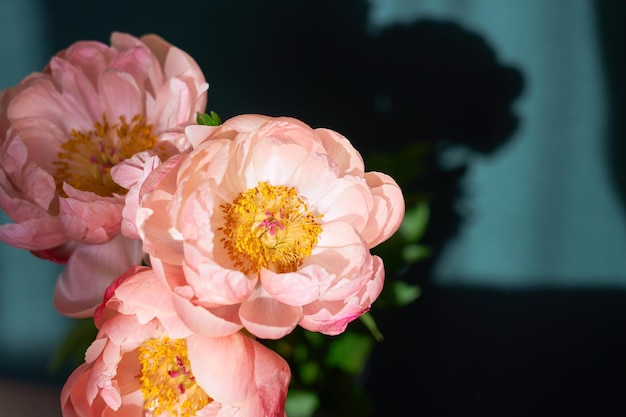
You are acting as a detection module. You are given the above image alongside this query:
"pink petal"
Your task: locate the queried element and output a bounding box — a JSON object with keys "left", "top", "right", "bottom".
{"left": 362, "top": 171, "right": 405, "bottom": 247}
{"left": 99, "top": 69, "right": 143, "bottom": 123}
{"left": 239, "top": 286, "right": 302, "bottom": 339}
{"left": 183, "top": 244, "right": 255, "bottom": 305}
{"left": 300, "top": 256, "right": 384, "bottom": 335}
{"left": 6, "top": 117, "right": 68, "bottom": 170}
{"left": 20, "top": 161, "right": 57, "bottom": 210}
{"left": 7, "top": 75, "right": 94, "bottom": 133}
{"left": 53, "top": 235, "right": 143, "bottom": 318}
{"left": 187, "top": 333, "right": 257, "bottom": 403}
{"left": 305, "top": 176, "right": 372, "bottom": 231}
{"left": 59, "top": 185, "right": 123, "bottom": 244}
{"left": 171, "top": 292, "right": 243, "bottom": 337}
{"left": 48, "top": 55, "right": 103, "bottom": 122}
{"left": 314, "top": 127, "right": 365, "bottom": 176}
{"left": 150, "top": 76, "right": 198, "bottom": 132}
{"left": 61, "top": 363, "right": 93, "bottom": 417}
{"left": 111, "top": 152, "right": 162, "bottom": 239}
{"left": 62, "top": 40, "right": 116, "bottom": 88}
{"left": 221, "top": 114, "right": 271, "bottom": 134}
{"left": 252, "top": 341, "right": 291, "bottom": 417}
{"left": 260, "top": 265, "right": 333, "bottom": 307}
{"left": 138, "top": 196, "right": 184, "bottom": 263}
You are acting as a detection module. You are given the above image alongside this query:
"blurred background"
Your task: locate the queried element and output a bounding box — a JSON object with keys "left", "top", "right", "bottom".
{"left": 1, "top": 0, "right": 626, "bottom": 416}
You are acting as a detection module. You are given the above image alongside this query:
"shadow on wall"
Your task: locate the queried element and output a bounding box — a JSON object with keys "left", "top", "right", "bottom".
{"left": 596, "top": 2, "right": 626, "bottom": 216}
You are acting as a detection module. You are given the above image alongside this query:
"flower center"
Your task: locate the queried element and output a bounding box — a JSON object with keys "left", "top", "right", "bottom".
{"left": 219, "top": 181, "right": 323, "bottom": 275}
{"left": 138, "top": 337, "right": 211, "bottom": 417}
{"left": 53, "top": 114, "right": 158, "bottom": 197}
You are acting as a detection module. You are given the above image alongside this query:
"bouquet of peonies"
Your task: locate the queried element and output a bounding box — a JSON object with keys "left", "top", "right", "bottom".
{"left": 0, "top": 32, "right": 409, "bottom": 417}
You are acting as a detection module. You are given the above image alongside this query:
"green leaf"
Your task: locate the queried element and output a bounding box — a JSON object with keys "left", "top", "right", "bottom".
{"left": 359, "top": 312, "right": 384, "bottom": 342}
{"left": 196, "top": 111, "right": 222, "bottom": 126}
{"left": 47, "top": 318, "right": 98, "bottom": 375}
{"left": 400, "top": 201, "right": 429, "bottom": 242}
{"left": 298, "top": 361, "right": 321, "bottom": 385}
{"left": 285, "top": 390, "right": 320, "bottom": 417}
{"left": 402, "top": 243, "right": 431, "bottom": 263}
{"left": 392, "top": 280, "right": 422, "bottom": 307}
{"left": 324, "top": 332, "right": 374, "bottom": 375}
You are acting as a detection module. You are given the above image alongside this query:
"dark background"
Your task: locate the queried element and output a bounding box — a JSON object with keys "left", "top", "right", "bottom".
{"left": 1, "top": 0, "right": 626, "bottom": 416}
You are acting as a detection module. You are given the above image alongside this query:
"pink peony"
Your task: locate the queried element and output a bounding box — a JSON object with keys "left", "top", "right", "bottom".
{"left": 61, "top": 266, "right": 291, "bottom": 417}
{"left": 0, "top": 32, "right": 208, "bottom": 317}
{"left": 136, "top": 114, "right": 405, "bottom": 339}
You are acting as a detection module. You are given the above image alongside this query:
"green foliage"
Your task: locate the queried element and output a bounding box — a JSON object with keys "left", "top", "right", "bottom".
{"left": 286, "top": 390, "right": 320, "bottom": 417}
{"left": 196, "top": 110, "right": 222, "bottom": 126}
{"left": 391, "top": 279, "right": 422, "bottom": 307}
{"left": 324, "top": 332, "right": 374, "bottom": 375}
{"left": 48, "top": 318, "right": 98, "bottom": 375}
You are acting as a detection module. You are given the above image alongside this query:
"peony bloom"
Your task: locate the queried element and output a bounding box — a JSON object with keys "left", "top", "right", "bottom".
{"left": 0, "top": 31, "right": 208, "bottom": 317}
{"left": 61, "top": 265, "right": 291, "bottom": 417}
{"left": 137, "top": 114, "right": 405, "bottom": 339}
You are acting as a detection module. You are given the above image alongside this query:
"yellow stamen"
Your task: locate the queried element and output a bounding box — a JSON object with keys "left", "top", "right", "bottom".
{"left": 219, "top": 181, "right": 323, "bottom": 274}
{"left": 138, "top": 337, "right": 212, "bottom": 417}
{"left": 53, "top": 114, "right": 159, "bottom": 197}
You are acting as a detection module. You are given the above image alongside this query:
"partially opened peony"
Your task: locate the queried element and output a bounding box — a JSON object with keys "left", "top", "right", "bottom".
{"left": 61, "top": 265, "right": 291, "bottom": 417}
{"left": 136, "top": 114, "right": 405, "bottom": 339}
{"left": 0, "top": 32, "right": 208, "bottom": 317}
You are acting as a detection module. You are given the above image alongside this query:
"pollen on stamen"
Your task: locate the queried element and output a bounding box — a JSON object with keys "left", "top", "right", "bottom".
{"left": 138, "top": 337, "right": 212, "bottom": 417}
{"left": 53, "top": 114, "right": 161, "bottom": 197}
{"left": 219, "top": 181, "right": 323, "bottom": 275}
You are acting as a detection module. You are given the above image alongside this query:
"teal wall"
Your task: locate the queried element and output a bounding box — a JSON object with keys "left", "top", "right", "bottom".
{"left": 0, "top": 0, "right": 73, "bottom": 381}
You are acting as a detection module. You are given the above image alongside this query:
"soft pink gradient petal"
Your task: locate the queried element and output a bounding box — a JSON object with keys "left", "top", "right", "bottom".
{"left": 219, "top": 113, "right": 271, "bottom": 134}
{"left": 244, "top": 140, "right": 311, "bottom": 185}
{"left": 239, "top": 285, "right": 302, "bottom": 340}
{"left": 59, "top": 185, "right": 124, "bottom": 244}
{"left": 0, "top": 170, "right": 65, "bottom": 248}
{"left": 110, "top": 152, "right": 161, "bottom": 240}
{"left": 138, "top": 196, "right": 184, "bottom": 264}
{"left": 187, "top": 333, "right": 257, "bottom": 403}
{"left": 108, "top": 267, "right": 186, "bottom": 333}
{"left": 54, "top": 234, "right": 144, "bottom": 318}
{"left": 362, "top": 171, "right": 405, "bottom": 247}
{"left": 300, "top": 256, "right": 385, "bottom": 335}
{"left": 48, "top": 56, "right": 102, "bottom": 122}
{"left": 182, "top": 243, "right": 255, "bottom": 305}
{"left": 61, "top": 40, "right": 116, "bottom": 88}
{"left": 99, "top": 69, "right": 144, "bottom": 123}
{"left": 4, "top": 118, "right": 68, "bottom": 170}
{"left": 171, "top": 292, "right": 243, "bottom": 337}
{"left": 314, "top": 127, "right": 365, "bottom": 176}
{"left": 7, "top": 76, "right": 94, "bottom": 133}
{"left": 151, "top": 76, "right": 199, "bottom": 132}
{"left": 20, "top": 161, "right": 57, "bottom": 209}
{"left": 61, "top": 363, "right": 95, "bottom": 417}
{"left": 259, "top": 265, "right": 331, "bottom": 307}
{"left": 251, "top": 339, "right": 291, "bottom": 417}
{"left": 304, "top": 176, "right": 372, "bottom": 229}
{"left": 185, "top": 124, "right": 224, "bottom": 148}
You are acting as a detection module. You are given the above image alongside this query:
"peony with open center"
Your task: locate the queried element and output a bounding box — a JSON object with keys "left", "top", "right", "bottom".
{"left": 136, "top": 114, "right": 405, "bottom": 339}
{"left": 61, "top": 266, "right": 291, "bottom": 417}
{"left": 0, "top": 32, "right": 208, "bottom": 317}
